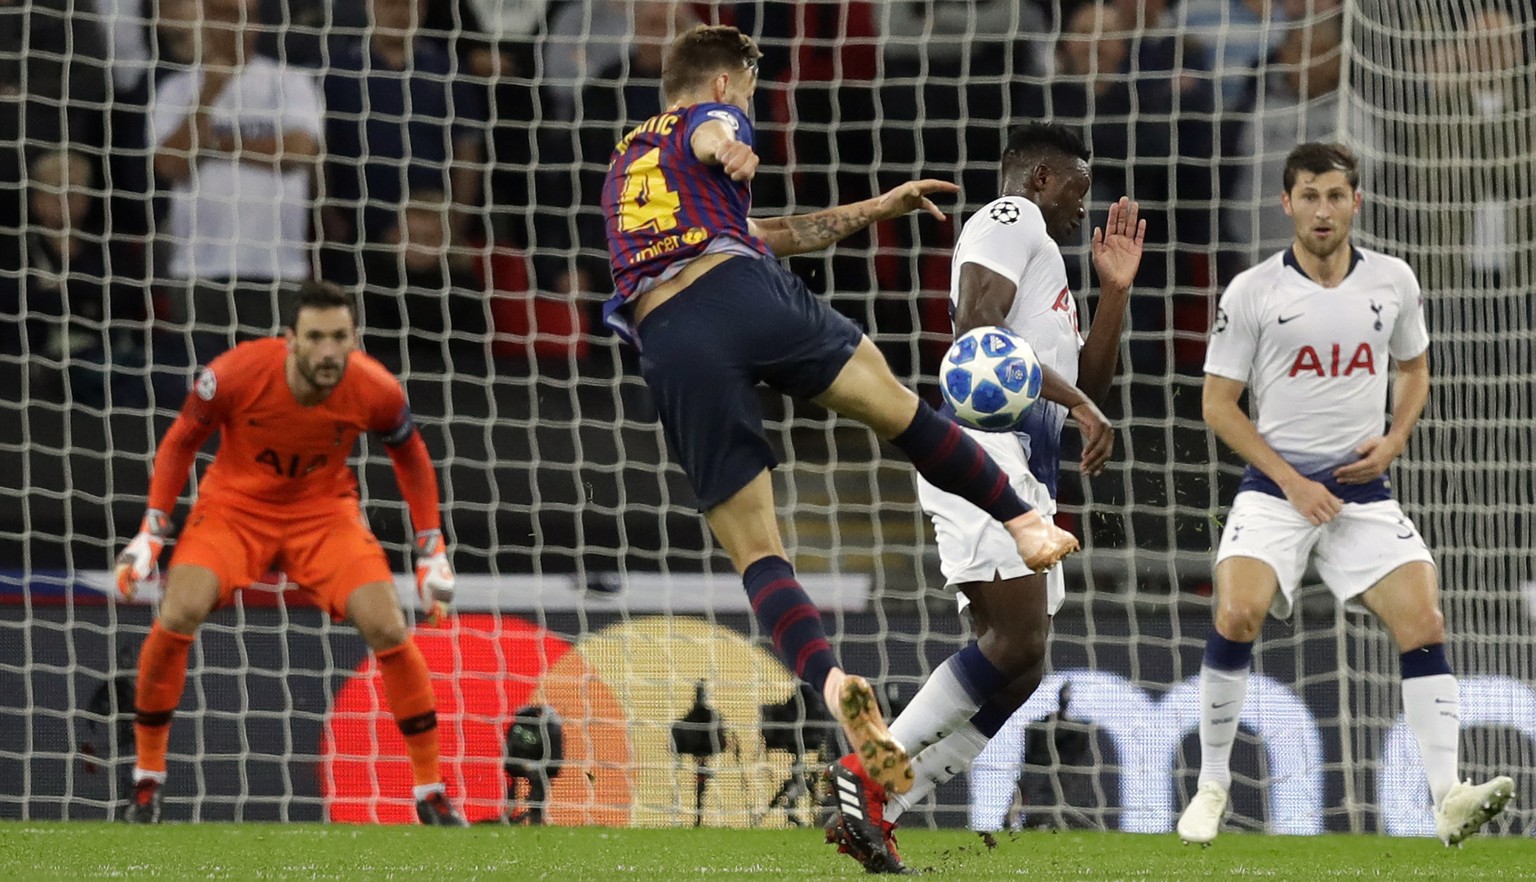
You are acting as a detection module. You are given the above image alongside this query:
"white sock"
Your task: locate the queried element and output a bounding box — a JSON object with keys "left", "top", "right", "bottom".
{"left": 886, "top": 725, "right": 990, "bottom": 823}
{"left": 888, "top": 660, "right": 985, "bottom": 756}
{"left": 1402, "top": 674, "right": 1460, "bottom": 807}
{"left": 1197, "top": 665, "right": 1250, "bottom": 790}
{"left": 132, "top": 767, "right": 166, "bottom": 785}
{"left": 413, "top": 782, "right": 445, "bottom": 801}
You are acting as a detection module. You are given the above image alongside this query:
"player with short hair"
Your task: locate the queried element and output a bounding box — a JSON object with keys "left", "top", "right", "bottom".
{"left": 114, "top": 281, "right": 466, "bottom": 826}
{"left": 825, "top": 123, "right": 1146, "bottom": 873}
{"left": 602, "top": 25, "right": 1080, "bottom": 799}
{"left": 1177, "top": 142, "right": 1513, "bottom": 846}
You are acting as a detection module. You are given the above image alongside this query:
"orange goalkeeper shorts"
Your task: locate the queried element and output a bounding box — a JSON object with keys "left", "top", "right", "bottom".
{"left": 168, "top": 498, "right": 395, "bottom": 619}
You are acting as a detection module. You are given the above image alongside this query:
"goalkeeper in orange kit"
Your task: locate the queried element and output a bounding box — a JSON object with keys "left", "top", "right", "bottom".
{"left": 114, "top": 281, "right": 465, "bottom": 826}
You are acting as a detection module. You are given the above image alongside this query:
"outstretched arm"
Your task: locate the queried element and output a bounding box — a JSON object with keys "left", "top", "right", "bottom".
{"left": 1078, "top": 197, "right": 1145, "bottom": 404}
{"left": 749, "top": 180, "right": 960, "bottom": 257}
{"left": 691, "top": 117, "right": 956, "bottom": 256}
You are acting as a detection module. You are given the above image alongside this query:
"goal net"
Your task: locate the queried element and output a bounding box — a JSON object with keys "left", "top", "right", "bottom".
{"left": 0, "top": 0, "right": 1531, "bottom": 835}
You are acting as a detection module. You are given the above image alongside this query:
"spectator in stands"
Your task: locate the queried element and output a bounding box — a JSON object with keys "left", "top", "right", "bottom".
{"left": 534, "top": 0, "right": 695, "bottom": 295}
{"left": 148, "top": 0, "right": 322, "bottom": 365}
{"left": 89, "top": 0, "right": 203, "bottom": 302}
{"left": 542, "top": 0, "right": 632, "bottom": 121}
{"left": 323, "top": 0, "right": 487, "bottom": 278}
{"left": 360, "top": 188, "right": 489, "bottom": 366}
{"left": 1020, "top": 2, "right": 1183, "bottom": 287}
{"left": 1111, "top": 0, "right": 1221, "bottom": 281}
{"left": 1394, "top": 8, "right": 1535, "bottom": 292}
{"left": 1226, "top": 14, "right": 1355, "bottom": 262}
{"left": 1, "top": 0, "right": 111, "bottom": 251}
{"left": 419, "top": 0, "right": 544, "bottom": 245}
{"left": 1178, "top": 0, "right": 1291, "bottom": 106}
{"left": 1, "top": 150, "right": 140, "bottom": 404}
{"left": 875, "top": 0, "right": 1047, "bottom": 203}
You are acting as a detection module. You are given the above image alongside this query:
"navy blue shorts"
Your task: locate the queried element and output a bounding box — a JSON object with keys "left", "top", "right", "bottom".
{"left": 637, "top": 256, "right": 864, "bottom": 511}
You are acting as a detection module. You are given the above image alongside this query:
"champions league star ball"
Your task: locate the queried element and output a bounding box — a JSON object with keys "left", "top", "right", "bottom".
{"left": 940, "top": 326, "right": 1044, "bottom": 430}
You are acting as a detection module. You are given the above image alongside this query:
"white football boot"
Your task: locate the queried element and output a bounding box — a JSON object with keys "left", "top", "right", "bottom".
{"left": 1177, "top": 781, "right": 1230, "bottom": 845}
{"left": 1435, "top": 777, "right": 1515, "bottom": 846}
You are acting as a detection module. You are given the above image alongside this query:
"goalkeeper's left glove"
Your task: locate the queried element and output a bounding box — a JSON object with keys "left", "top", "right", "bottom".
{"left": 115, "top": 510, "right": 171, "bottom": 600}
{"left": 413, "top": 529, "right": 455, "bottom": 626}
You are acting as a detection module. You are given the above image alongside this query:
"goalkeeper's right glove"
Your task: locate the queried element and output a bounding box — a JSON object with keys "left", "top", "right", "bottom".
{"left": 115, "top": 510, "right": 170, "bottom": 600}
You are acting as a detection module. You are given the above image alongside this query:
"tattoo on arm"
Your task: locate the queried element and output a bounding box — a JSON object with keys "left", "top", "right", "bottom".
{"left": 762, "top": 202, "right": 878, "bottom": 256}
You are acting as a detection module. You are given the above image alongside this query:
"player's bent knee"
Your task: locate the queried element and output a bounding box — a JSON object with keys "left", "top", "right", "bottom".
{"left": 359, "top": 617, "right": 409, "bottom": 653}
{"left": 158, "top": 566, "right": 221, "bottom": 634}
{"left": 1212, "top": 603, "right": 1267, "bottom": 643}
{"left": 1399, "top": 608, "right": 1446, "bottom": 652}
{"left": 347, "top": 581, "right": 410, "bottom": 651}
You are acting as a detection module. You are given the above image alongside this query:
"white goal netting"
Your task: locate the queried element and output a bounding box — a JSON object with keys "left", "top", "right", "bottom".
{"left": 0, "top": 0, "right": 1531, "bottom": 835}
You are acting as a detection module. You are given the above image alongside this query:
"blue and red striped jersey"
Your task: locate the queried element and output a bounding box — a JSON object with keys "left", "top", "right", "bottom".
{"left": 602, "top": 102, "right": 772, "bottom": 342}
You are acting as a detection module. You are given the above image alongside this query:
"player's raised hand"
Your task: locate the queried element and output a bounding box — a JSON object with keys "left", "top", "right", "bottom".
{"left": 1333, "top": 436, "right": 1403, "bottom": 485}
{"left": 115, "top": 510, "right": 170, "bottom": 600}
{"left": 875, "top": 179, "right": 961, "bottom": 222}
{"left": 715, "top": 139, "right": 759, "bottom": 182}
{"left": 1282, "top": 477, "right": 1344, "bottom": 526}
{"left": 1091, "top": 197, "right": 1146, "bottom": 291}
{"left": 413, "top": 529, "right": 456, "bottom": 626}
{"left": 1069, "top": 400, "right": 1115, "bottom": 477}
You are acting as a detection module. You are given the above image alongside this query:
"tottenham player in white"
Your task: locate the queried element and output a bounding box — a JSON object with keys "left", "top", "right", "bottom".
{"left": 824, "top": 123, "right": 1145, "bottom": 874}
{"left": 1178, "top": 143, "right": 1514, "bottom": 847}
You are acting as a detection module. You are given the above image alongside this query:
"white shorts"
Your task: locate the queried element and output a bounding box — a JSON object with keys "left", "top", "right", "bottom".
{"left": 916, "top": 428, "right": 1065, "bottom": 616}
{"left": 1214, "top": 491, "right": 1436, "bottom": 618}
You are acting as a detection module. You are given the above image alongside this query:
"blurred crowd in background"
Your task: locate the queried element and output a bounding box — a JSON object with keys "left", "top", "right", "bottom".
{"left": 1, "top": 0, "right": 1531, "bottom": 402}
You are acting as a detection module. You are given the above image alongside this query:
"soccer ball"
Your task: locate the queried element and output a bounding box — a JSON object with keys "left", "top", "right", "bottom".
{"left": 939, "top": 326, "right": 1043, "bottom": 430}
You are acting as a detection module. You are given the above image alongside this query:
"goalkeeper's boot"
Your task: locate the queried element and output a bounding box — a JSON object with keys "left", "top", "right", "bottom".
{"left": 1435, "top": 776, "right": 1515, "bottom": 846}
{"left": 1176, "top": 781, "right": 1229, "bottom": 845}
{"left": 823, "top": 755, "right": 911, "bottom": 875}
{"left": 416, "top": 790, "right": 469, "bottom": 827}
{"left": 122, "top": 778, "right": 162, "bottom": 824}
{"left": 829, "top": 673, "right": 914, "bottom": 796}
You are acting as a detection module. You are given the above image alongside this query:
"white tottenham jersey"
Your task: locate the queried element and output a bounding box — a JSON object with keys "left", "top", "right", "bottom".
{"left": 1204, "top": 246, "right": 1429, "bottom": 476}
{"left": 949, "top": 196, "right": 1084, "bottom": 494}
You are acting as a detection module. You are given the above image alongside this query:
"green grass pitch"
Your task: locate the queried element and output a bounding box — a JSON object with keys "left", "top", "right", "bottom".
{"left": 2, "top": 824, "right": 1533, "bottom": 881}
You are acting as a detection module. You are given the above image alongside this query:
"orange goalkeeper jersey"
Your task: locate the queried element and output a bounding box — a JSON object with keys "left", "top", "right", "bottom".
{"left": 155, "top": 338, "right": 418, "bottom": 517}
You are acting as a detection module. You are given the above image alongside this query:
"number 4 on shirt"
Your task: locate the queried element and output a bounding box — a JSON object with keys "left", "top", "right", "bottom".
{"left": 618, "top": 147, "right": 680, "bottom": 234}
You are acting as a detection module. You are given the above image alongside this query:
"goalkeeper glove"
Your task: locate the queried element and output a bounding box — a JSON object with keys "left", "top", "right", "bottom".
{"left": 414, "top": 529, "right": 456, "bottom": 626}
{"left": 115, "top": 510, "right": 171, "bottom": 600}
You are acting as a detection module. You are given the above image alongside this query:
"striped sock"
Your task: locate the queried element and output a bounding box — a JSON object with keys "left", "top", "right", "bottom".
{"left": 888, "top": 401, "right": 1029, "bottom": 523}
{"left": 743, "top": 555, "right": 838, "bottom": 694}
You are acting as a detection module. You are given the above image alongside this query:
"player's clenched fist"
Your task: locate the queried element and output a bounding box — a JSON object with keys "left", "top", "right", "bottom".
{"left": 715, "top": 139, "right": 758, "bottom": 182}
{"left": 413, "top": 529, "right": 456, "bottom": 626}
{"left": 115, "top": 510, "right": 170, "bottom": 600}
